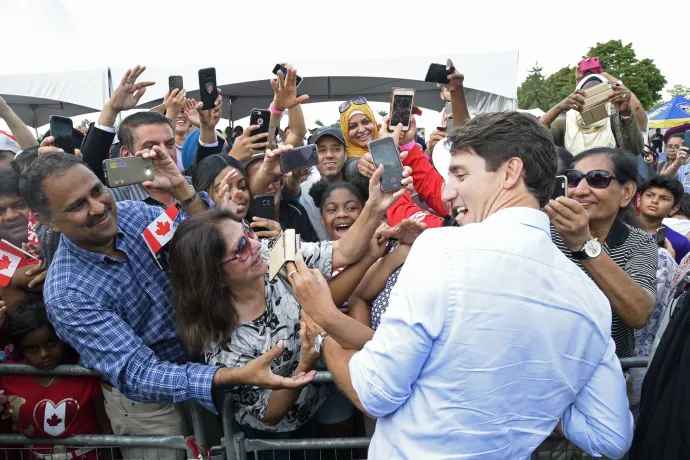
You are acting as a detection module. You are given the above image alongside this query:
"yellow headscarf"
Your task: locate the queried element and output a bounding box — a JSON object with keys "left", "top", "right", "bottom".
{"left": 340, "top": 101, "right": 380, "bottom": 159}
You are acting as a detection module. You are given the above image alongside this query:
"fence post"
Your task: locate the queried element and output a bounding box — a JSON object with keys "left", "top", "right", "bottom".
{"left": 221, "top": 393, "right": 237, "bottom": 460}
{"left": 234, "top": 432, "right": 246, "bottom": 459}
{"left": 189, "top": 401, "right": 207, "bottom": 449}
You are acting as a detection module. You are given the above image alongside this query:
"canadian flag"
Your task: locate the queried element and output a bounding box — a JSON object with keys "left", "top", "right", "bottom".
{"left": 0, "top": 240, "right": 25, "bottom": 287}
{"left": 27, "top": 211, "right": 40, "bottom": 246}
{"left": 142, "top": 205, "right": 179, "bottom": 255}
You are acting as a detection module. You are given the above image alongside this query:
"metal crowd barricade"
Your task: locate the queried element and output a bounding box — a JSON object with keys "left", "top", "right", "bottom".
{"left": 223, "top": 358, "right": 649, "bottom": 460}
{"left": 0, "top": 364, "right": 206, "bottom": 460}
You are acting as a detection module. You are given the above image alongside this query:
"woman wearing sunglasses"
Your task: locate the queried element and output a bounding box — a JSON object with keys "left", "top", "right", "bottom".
{"left": 169, "top": 164, "right": 409, "bottom": 440}
{"left": 545, "top": 147, "right": 658, "bottom": 359}
{"left": 338, "top": 97, "right": 380, "bottom": 159}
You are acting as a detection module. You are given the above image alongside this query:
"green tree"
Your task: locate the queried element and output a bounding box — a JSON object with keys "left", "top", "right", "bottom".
{"left": 517, "top": 64, "right": 552, "bottom": 111}
{"left": 314, "top": 119, "right": 324, "bottom": 127}
{"left": 377, "top": 110, "right": 388, "bottom": 118}
{"left": 544, "top": 66, "right": 577, "bottom": 110}
{"left": 585, "top": 40, "right": 666, "bottom": 109}
{"left": 668, "top": 84, "right": 690, "bottom": 99}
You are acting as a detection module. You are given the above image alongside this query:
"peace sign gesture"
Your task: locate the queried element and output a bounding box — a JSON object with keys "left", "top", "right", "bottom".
{"left": 110, "top": 65, "right": 155, "bottom": 111}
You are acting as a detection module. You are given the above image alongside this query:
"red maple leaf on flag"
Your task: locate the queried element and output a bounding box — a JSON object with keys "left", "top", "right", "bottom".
{"left": 46, "top": 413, "right": 63, "bottom": 427}
{"left": 0, "top": 255, "right": 10, "bottom": 271}
{"left": 155, "top": 220, "right": 171, "bottom": 237}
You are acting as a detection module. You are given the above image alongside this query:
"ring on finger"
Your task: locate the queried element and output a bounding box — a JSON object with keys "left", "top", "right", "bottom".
{"left": 288, "top": 270, "right": 297, "bottom": 278}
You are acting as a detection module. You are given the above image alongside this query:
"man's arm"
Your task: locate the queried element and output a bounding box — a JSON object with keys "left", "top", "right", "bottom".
{"left": 0, "top": 96, "right": 38, "bottom": 149}
{"left": 284, "top": 104, "right": 306, "bottom": 147}
{"left": 327, "top": 234, "right": 447, "bottom": 417}
{"left": 561, "top": 339, "right": 634, "bottom": 458}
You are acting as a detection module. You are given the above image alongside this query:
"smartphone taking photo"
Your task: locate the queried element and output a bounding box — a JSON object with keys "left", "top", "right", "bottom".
{"left": 656, "top": 226, "right": 667, "bottom": 248}
{"left": 49, "top": 115, "right": 75, "bottom": 154}
{"left": 169, "top": 75, "right": 184, "bottom": 93}
{"left": 389, "top": 88, "right": 415, "bottom": 132}
{"left": 272, "top": 64, "right": 302, "bottom": 87}
{"left": 198, "top": 67, "right": 217, "bottom": 110}
{"left": 279, "top": 144, "right": 318, "bottom": 173}
{"left": 251, "top": 193, "right": 276, "bottom": 233}
{"left": 552, "top": 175, "right": 568, "bottom": 200}
{"left": 369, "top": 137, "right": 404, "bottom": 192}
{"left": 102, "top": 157, "right": 154, "bottom": 188}
{"left": 424, "top": 63, "right": 454, "bottom": 84}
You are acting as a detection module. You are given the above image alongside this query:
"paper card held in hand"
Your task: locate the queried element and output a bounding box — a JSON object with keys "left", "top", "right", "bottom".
{"left": 269, "top": 229, "right": 301, "bottom": 280}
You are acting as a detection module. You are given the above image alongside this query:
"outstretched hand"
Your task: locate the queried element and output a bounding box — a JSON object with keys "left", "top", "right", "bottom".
{"left": 239, "top": 340, "right": 317, "bottom": 390}
{"left": 271, "top": 64, "right": 309, "bottom": 111}
{"left": 110, "top": 65, "right": 154, "bottom": 112}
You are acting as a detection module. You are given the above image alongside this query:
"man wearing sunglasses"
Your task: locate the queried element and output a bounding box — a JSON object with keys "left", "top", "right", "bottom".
{"left": 659, "top": 134, "right": 690, "bottom": 191}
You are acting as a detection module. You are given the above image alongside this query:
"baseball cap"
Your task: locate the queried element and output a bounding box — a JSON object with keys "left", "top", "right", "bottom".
{"left": 309, "top": 127, "right": 345, "bottom": 146}
{"left": 0, "top": 131, "right": 20, "bottom": 154}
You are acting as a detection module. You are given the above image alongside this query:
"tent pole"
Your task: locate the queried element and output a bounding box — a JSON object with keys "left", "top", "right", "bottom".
{"left": 31, "top": 106, "right": 39, "bottom": 140}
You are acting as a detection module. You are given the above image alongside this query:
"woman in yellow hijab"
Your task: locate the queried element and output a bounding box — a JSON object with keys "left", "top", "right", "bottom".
{"left": 339, "top": 97, "right": 380, "bottom": 159}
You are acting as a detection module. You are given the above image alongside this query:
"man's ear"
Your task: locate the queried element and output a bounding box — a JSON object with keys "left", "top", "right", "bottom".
{"left": 34, "top": 212, "right": 60, "bottom": 233}
{"left": 119, "top": 146, "right": 131, "bottom": 158}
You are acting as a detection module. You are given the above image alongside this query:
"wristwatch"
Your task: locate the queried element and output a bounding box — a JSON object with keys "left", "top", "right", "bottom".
{"left": 178, "top": 189, "right": 198, "bottom": 207}
{"left": 314, "top": 333, "right": 326, "bottom": 354}
{"left": 571, "top": 238, "right": 602, "bottom": 260}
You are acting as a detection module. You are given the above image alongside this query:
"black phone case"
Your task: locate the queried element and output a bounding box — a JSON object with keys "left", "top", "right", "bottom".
{"left": 279, "top": 145, "right": 318, "bottom": 173}
{"left": 50, "top": 116, "right": 75, "bottom": 154}
{"left": 198, "top": 68, "right": 217, "bottom": 110}
{"left": 370, "top": 139, "right": 404, "bottom": 192}
{"left": 424, "top": 64, "right": 452, "bottom": 84}
{"left": 250, "top": 110, "right": 271, "bottom": 137}
{"left": 169, "top": 76, "right": 183, "bottom": 92}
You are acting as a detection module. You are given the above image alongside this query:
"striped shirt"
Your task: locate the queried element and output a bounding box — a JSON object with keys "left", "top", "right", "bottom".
{"left": 551, "top": 219, "right": 658, "bottom": 357}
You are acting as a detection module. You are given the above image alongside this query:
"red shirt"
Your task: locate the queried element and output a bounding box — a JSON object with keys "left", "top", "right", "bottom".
{"left": 0, "top": 366, "right": 102, "bottom": 459}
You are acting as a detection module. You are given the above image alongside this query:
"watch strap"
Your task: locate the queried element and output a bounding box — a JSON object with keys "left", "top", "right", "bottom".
{"left": 178, "top": 190, "right": 198, "bottom": 207}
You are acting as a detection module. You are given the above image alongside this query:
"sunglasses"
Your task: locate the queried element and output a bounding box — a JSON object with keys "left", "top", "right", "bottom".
{"left": 339, "top": 96, "right": 368, "bottom": 114}
{"left": 222, "top": 221, "right": 257, "bottom": 265}
{"left": 564, "top": 169, "right": 619, "bottom": 189}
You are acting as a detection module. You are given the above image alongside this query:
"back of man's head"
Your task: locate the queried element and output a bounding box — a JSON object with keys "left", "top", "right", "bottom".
{"left": 118, "top": 111, "right": 173, "bottom": 155}
{"left": 446, "top": 111, "right": 557, "bottom": 207}
{"left": 675, "top": 193, "right": 690, "bottom": 219}
{"left": 19, "top": 152, "right": 84, "bottom": 217}
{"left": 11, "top": 146, "right": 39, "bottom": 175}
{"left": 0, "top": 168, "right": 21, "bottom": 198}
{"left": 640, "top": 175, "right": 684, "bottom": 206}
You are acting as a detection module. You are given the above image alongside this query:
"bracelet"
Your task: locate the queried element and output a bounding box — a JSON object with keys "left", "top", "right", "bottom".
{"left": 399, "top": 140, "right": 416, "bottom": 152}
{"left": 269, "top": 103, "right": 284, "bottom": 115}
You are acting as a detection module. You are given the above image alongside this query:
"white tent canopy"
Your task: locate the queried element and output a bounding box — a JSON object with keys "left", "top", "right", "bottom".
{"left": 110, "top": 52, "right": 518, "bottom": 121}
{"left": 0, "top": 68, "right": 109, "bottom": 129}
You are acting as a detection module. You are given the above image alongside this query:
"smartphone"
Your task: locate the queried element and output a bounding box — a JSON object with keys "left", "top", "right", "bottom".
{"left": 169, "top": 75, "right": 184, "bottom": 93}
{"left": 49, "top": 115, "right": 75, "bottom": 154}
{"left": 445, "top": 102, "right": 454, "bottom": 132}
{"left": 424, "top": 63, "right": 454, "bottom": 84}
{"left": 578, "top": 56, "right": 603, "bottom": 77}
{"left": 272, "top": 64, "right": 302, "bottom": 87}
{"left": 279, "top": 144, "right": 318, "bottom": 173}
{"left": 552, "top": 175, "right": 568, "bottom": 199}
{"left": 249, "top": 108, "right": 271, "bottom": 141}
{"left": 198, "top": 67, "right": 217, "bottom": 110}
{"left": 369, "top": 137, "right": 404, "bottom": 192}
{"left": 656, "top": 227, "right": 667, "bottom": 247}
{"left": 102, "top": 157, "right": 154, "bottom": 188}
{"left": 389, "top": 89, "right": 415, "bottom": 132}
{"left": 251, "top": 193, "right": 275, "bottom": 233}
{"left": 684, "top": 131, "right": 690, "bottom": 150}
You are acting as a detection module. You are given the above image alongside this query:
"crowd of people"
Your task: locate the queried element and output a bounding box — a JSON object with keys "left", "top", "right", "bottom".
{"left": 0, "top": 56, "right": 688, "bottom": 460}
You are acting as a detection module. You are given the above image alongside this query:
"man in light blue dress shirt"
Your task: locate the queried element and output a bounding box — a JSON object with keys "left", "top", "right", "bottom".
{"left": 290, "top": 112, "right": 633, "bottom": 459}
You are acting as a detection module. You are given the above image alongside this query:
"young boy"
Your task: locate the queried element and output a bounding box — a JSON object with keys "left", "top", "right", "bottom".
{"left": 637, "top": 175, "right": 690, "bottom": 263}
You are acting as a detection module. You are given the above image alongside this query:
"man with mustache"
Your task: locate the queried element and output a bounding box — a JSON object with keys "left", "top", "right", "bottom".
{"left": 19, "top": 149, "right": 315, "bottom": 458}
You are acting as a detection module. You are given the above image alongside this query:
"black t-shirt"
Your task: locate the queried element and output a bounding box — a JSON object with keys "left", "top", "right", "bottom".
{"left": 651, "top": 134, "right": 663, "bottom": 152}
{"left": 280, "top": 200, "right": 320, "bottom": 243}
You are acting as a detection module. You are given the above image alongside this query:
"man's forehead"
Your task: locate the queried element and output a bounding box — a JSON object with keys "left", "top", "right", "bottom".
{"left": 134, "top": 123, "right": 173, "bottom": 141}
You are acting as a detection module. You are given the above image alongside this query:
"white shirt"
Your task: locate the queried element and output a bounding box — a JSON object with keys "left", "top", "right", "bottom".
{"left": 663, "top": 217, "right": 690, "bottom": 236}
{"left": 349, "top": 207, "right": 633, "bottom": 459}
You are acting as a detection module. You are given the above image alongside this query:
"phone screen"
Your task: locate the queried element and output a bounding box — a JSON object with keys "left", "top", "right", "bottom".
{"left": 198, "top": 68, "right": 217, "bottom": 110}
{"left": 50, "top": 116, "right": 74, "bottom": 154}
{"left": 370, "top": 137, "right": 404, "bottom": 192}
{"left": 391, "top": 94, "right": 413, "bottom": 129}
{"left": 684, "top": 131, "right": 690, "bottom": 150}
{"left": 280, "top": 145, "right": 318, "bottom": 173}
{"left": 272, "top": 64, "right": 302, "bottom": 86}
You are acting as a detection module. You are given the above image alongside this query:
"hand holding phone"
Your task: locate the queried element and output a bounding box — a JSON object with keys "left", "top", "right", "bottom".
{"left": 272, "top": 64, "right": 302, "bottom": 87}
{"left": 102, "top": 157, "right": 154, "bottom": 188}
{"left": 552, "top": 175, "right": 568, "bottom": 200}
{"left": 249, "top": 109, "right": 271, "bottom": 150}
{"left": 656, "top": 227, "right": 667, "bottom": 248}
{"left": 425, "top": 63, "right": 454, "bottom": 84}
{"left": 169, "top": 75, "right": 184, "bottom": 93}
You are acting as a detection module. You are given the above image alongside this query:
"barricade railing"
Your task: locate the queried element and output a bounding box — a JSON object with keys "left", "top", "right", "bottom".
{"left": 0, "top": 357, "right": 649, "bottom": 460}
{"left": 223, "top": 357, "right": 648, "bottom": 460}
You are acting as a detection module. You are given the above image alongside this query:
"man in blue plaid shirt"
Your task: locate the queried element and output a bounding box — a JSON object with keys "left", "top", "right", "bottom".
{"left": 20, "top": 147, "right": 315, "bottom": 447}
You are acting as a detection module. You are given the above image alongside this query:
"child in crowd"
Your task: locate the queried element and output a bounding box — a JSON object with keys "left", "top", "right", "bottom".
{"left": 0, "top": 298, "right": 111, "bottom": 459}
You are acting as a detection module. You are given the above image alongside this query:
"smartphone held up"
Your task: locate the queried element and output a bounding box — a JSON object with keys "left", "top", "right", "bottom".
{"left": 389, "top": 88, "right": 415, "bottom": 132}
{"left": 103, "top": 157, "right": 154, "bottom": 188}
{"left": 272, "top": 64, "right": 302, "bottom": 87}
{"left": 369, "top": 137, "right": 404, "bottom": 193}
{"left": 424, "top": 63, "right": 455, "bottom": 85}
{"left": 49, "top": 116, "right": 75, "bottom": 154}
{"left": 198, "top": 67, "right": 217, "bottom": 110}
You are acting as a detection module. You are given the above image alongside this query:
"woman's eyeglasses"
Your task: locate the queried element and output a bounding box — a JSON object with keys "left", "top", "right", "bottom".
{"left": 339, "top": 96, "right": 368, "bottom": 114}
{"left": 564, "top": 169, "right": 619, "bottom": 189}
{"left": 222, "top": 221, "right": 257, "bottom": 265}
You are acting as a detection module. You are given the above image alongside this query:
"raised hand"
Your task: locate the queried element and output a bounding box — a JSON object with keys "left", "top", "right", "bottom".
{"left": 271, "top": 64, "right": 309, "bottom": 111}
{"left": 109, "top": 66, "right": 154, "bottom": 112}
{"left": 184, "top": 99, "right": 201, "bottom": 128}
{"left": 196, "top": 89, "right": 223, "bottom": 130}
{"left": 229, "top": 125, "right": 269, "bottom": 162}
{"left": 137, "top": 146, "right": 186, "bottom": 191}
{"left": 543, "top": 197, "right": 593, "bottom": 252}
{"left": 164, "top": 88, "right": 186, "bottom": 120}
{"left": 367, "top": 164, "right": 413, "bottom": 214}
{"left": 38, "top": 136, "right": 82, "bottom": 159}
